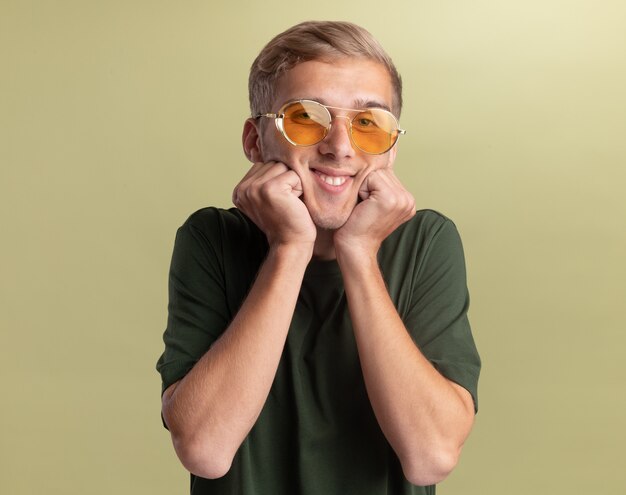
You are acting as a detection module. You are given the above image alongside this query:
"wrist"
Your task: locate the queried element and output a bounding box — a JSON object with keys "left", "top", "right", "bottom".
{"left": 334, "top": 233, "right": 379, "bottom": 262}
{"left": 335, "top": 241, "right": 379, "bottom": 273}
{"left": 268, "top": 240, "right": 315, "bottom": 265}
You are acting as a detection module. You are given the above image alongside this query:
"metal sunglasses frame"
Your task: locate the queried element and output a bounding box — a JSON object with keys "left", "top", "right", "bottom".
{"left": 255, "top": 99, "right": 406, "bottom": 155}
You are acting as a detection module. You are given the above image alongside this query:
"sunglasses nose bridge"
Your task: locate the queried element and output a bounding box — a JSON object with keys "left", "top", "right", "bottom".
{"left": 326, "top": 114, "right": 354, "bottom": 138}
{"left": 321, "top": 115, "right": 361, "bottom": 157}
{"left": 329, "top": 110, "right": 356, "bottom": 124}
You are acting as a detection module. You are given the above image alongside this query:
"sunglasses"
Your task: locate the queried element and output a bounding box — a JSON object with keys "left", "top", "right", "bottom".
{"left": 256, "top": 99, "right": 406, "bottom": 155}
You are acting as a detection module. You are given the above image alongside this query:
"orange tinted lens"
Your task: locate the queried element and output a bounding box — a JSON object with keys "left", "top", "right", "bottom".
{"left": 351, "top": 109, "right": 399, "bottom": 154}
{"left": 282, "top": 101, "right": 329, "bottom": 145}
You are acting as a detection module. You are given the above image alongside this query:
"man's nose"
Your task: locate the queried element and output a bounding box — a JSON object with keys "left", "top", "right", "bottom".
{"left": 317, "top": 116, "right": 356, "bottom": 158}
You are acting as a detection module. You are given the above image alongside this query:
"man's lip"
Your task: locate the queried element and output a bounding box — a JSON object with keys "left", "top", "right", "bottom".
{"left": 311, "top": 168, "right": 354, "bottom": 189}
{"left": 310, "top": 167, "right": 355, "bottom": 177}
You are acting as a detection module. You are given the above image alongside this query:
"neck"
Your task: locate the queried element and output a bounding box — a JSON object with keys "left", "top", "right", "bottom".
{"left": 312, "top": 228, "right": 336, "bottom": 260}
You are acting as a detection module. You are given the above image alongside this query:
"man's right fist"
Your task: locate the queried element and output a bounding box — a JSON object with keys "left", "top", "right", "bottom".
{"left": 232, "top": 161, "right": 317, "bottom": 249}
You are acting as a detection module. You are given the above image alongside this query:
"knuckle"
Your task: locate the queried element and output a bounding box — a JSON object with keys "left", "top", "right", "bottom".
{"left": 385, "top": 194, "right": 399, "bottom": 209}
{"left": 259, "top": 181, "right": 274, "bottom": 198}
{"left": 246, "top": 187, "right": 259, "bottom": 202}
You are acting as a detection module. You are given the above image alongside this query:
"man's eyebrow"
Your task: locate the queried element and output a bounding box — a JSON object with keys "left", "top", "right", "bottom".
{"left": 352, "top": 98, "right": 392, "bottom": 112}
{"left": 298, "top": 97, "right": 391, "bottom": 112}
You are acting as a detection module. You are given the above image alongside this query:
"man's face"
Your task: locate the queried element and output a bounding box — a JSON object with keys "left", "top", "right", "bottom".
{"left": 255, "top": 58, "right": 399, "bottom": 231}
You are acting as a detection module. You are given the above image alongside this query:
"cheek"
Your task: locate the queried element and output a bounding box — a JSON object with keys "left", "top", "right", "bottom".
{"left": 259, "top": 127, "right": 308, "bottom": 165}
{"left": 259, "top": 128, "right": 275, "bottom": 157}
{"left": 386, "top": 147, "right": 398, "bottom": 168}
{"left": 363, "top": 157, "right": 392, "bottom": 176}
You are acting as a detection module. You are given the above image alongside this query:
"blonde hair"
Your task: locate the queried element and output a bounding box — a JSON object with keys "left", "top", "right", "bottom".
{"left": 248, "top": 21, "right": 403, "bottom": 117}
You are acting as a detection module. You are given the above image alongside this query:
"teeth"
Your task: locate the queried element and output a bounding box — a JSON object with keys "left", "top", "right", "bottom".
{"left": 318, "top": 173, "right": 347, "bottom": 186}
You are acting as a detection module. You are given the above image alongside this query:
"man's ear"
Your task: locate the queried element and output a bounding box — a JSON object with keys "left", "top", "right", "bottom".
{"left": 242, "top": 118, "right": 263, "bottom": 163}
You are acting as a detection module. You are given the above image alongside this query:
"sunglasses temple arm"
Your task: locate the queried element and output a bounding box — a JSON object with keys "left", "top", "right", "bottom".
{"left": 255, "top": 113, "right": 279, "bottom": 119}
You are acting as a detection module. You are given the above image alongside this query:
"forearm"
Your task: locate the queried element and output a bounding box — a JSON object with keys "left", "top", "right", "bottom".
{"left": 162, "top": 243, "right": 311, "bottom": 478}
{"left": 337, "top": 250, "right": 475, "bottom": 486}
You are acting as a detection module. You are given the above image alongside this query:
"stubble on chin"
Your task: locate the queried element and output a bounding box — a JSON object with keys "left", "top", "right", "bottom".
{"left": 305, "top": 200, "right": 357, "bottom": 232}
{"left": 310, "top": 214, "right": 348, "bottom": 231}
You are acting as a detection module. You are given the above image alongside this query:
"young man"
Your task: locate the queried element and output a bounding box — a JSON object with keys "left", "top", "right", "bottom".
{"left": 156, "top": 21, "right": 480, "bottom": 494}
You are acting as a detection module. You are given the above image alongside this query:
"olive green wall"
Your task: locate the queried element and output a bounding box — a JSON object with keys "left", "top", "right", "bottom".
{"left": 1, "top": 1, "right": 624, "bottom": 493}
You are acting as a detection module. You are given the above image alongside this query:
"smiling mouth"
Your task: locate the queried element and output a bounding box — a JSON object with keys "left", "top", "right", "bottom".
{"left": 312, "top": 169, "right": 353, "bottom": 187}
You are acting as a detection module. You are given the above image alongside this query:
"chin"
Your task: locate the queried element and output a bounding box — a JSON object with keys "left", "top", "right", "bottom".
{"left": 304, "top": 193, "right": 358, "bottom": 231}
{"left": 309, "top": 210, "right": 352, "bottom": 231}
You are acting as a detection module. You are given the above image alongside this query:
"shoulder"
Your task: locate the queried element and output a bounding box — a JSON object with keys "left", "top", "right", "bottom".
{"left": 379, "top": 209, "right": 466, "bottom": 282}
{"left": 182, "top": 206, "right": 256, "bottom": 235}
{"left": 384, "top": 209, "right": 461, "bottom": 251}
{"left": 175, "top": 206, "right": 267, "bottom": 275}
{"left": 178, "top": 207, "right": 265, "bottom": 248}
{"left": 410, "top": 208, "right": 453, "bottom": 232}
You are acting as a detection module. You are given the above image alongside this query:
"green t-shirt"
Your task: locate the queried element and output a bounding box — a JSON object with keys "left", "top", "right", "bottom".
{"left": 156, "top": 207, "right": 480, "bottom": 495}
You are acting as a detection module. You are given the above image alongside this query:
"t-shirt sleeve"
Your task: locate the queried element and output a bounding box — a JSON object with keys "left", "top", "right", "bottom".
{"left": 404, "top": 217, "right": 481, "bottom": 411}
{"left": 155, "top": 218, "right": 230, "bottom": 395}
